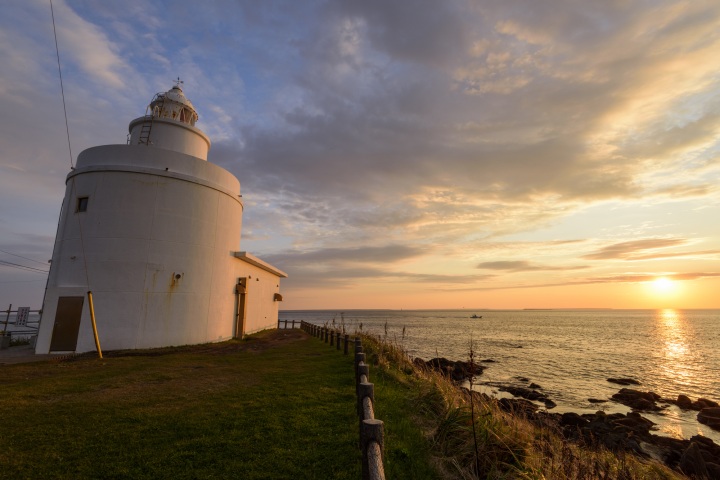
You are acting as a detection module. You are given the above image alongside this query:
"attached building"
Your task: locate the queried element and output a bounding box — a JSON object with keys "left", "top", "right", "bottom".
{"left": 35, "top": 85, "right": 286, "bottom": 354}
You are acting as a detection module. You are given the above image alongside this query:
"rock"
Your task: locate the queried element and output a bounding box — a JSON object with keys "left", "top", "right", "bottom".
{"left": 480, "top": 358, "right": 496, "bottom": 363}
{"left": 415, "top": 357, "right": 485, "bottom": 382}
{"left": 611, "top": 388, "right": 663, "bottom": 411}
{"left": 561, "top": 412, "right": 588, "bottom": 427}
{"left": 520, "top": 408, "right": 720, "bottom": 475}
{"left": 698, "top": 407, "right": 720, "bottom": 431}
{"left": 612, "top": 411, "right": 655, "bottom": 434}
{"left": 676, "top": 394, "right": 694, "bottom": 409}
{"left": 529, "top": 383, "right": 542, "bottom": 389}
{"left": 680, "top": 442, "right": 710, "bottom": 478}
{"left": 696, "top": 398, "right": 720, "bottom": 410}
{"left": 707, "top": 462, "right": 720, "bottom": 479}
{"left": 499, "top": 385, "right": 557, "bottom": 410}
{"left": 514, "top": 376, "right": 530, "bottom": 382}
{"left": 607, "top": 377, "right": 641, "bottom": 386}
{"left": 669, "top": 395, "right": 720, "bottom": 412}
{"left": 588, "top": 398, "right": 607, "bottom": 403}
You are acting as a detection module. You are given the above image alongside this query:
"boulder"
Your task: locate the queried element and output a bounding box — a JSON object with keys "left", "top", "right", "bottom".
{"left": 676, "top": 394, "right": 693, "bottom": 409}
{"left": 679, "top": 442, "right": 710, "bottom": 478}
{"left": 611, "top": 388, "right": 663, "bottom": 411}
{"left": 520, "top": 408, "right": 720, "bottom": 475}
{"left": 498, "top": 385, "right": 557, "bottom": 409}
{"left": 607, "top": 377, "right": 641, "bottom": 386}
{"left": 698, "top": 407, "right": 720, "bottom": 431}
{"left": 669, "top": 395, "right": 720, "bottom": 411}
{"left": 588, "top": 398, "right": 607, "bottom": 403}
{"left": 415, "top": 357, "right": 485, "bottom": 382}
{"left": 707, "top": 462, "right": 720, "bottom": 479}
{"left": 560, "top": 412, "right": 588, "bottom": 427}
{"left": 696, "top": 398, "right": 720, "bottom": 410}
{"left": 612, "top": 411, "right": 655, "bottom": 434}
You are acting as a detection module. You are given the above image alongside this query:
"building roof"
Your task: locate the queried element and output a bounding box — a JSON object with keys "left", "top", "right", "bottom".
{"left": 234, "top": 252, "right": 288, "bottom": 278}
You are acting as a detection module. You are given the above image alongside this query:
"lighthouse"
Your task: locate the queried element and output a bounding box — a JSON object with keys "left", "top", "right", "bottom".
{"left": 35, "top": 84, "right": 286, "bottom": 354}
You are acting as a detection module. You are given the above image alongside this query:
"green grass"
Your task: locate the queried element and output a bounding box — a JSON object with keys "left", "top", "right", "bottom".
{"left": 1, "top": 330, "right": 380, "bottom": 479}
{"left": 2, "top": 328, "right": 683, "bottom": 479}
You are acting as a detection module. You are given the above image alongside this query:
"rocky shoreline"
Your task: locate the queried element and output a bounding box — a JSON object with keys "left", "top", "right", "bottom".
{"left": 415, "top": 356, "right": 720, "bottom": 478}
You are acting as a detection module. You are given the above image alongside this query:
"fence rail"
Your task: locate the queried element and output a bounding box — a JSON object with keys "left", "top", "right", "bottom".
{"left": 277, "top": 319, "right": 299, "bottom": 330}
{"left": 299, "top": 320, "right": 386, "bottom": 480}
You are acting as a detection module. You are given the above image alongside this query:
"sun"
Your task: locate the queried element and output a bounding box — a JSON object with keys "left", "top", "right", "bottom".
{"left": 652, "top": 276, "right": 676, "bottom": 293}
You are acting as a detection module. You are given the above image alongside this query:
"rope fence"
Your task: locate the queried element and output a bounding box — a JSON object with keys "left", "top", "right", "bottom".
{"left": 296, "top": 320, "right": 386, "bottom": 480}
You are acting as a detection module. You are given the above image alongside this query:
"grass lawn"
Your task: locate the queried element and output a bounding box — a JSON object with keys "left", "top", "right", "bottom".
{"left": 1, "top": 330, "right": 372, "bottom": 479}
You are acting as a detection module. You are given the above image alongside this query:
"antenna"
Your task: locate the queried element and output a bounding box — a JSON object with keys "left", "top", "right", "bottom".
{"left": 174, "top": 77, "right": 184, "bottom": 88}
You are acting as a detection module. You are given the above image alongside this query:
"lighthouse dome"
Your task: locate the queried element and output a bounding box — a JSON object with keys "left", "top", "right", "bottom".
{"left": 149, "top": 85, "right": 199, "bottom": 126}
{"left": 128, "top": 83, "right": 210, "bottom": 160}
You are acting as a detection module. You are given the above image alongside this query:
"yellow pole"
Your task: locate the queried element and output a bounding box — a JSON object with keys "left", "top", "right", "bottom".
{"left": 87, "top": 291, "right": 102, "bottom": 359}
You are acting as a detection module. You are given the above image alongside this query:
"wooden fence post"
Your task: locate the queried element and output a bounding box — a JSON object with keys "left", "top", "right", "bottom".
{"left": 344, "top": 334, "right": 349, "bottom": 355}
{"left": 361, "top": 419, "right": 385, "bottom": 480}
{"left": 357, "top": 381, "right": 374, "bottom": 417}
{"left": 354, "top": 352, "right": 365, "bottom": 386}
{"left": 336, "top": 331, "right": 341, "bottom": 350}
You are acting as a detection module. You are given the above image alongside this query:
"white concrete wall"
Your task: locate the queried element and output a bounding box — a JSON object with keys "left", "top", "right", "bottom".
{"left": 233, "top": 262, "right": 283, "bottom": 335}
{"left": 128, "top": 118, "right": 211, "bottom": 160}
{"left": 36, "top": 145, "right": 246, "bottom": 353}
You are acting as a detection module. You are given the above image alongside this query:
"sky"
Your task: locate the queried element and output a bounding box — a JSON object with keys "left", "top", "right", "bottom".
{"left": 1, "top": 0, "right": 719, "bottom": 311}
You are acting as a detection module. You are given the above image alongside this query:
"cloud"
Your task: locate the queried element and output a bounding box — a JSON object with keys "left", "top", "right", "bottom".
{"left": 50, "top": 0, "right": 134, "bottom": 90}
{"left": 265, "top": 244, "right": 425, "bottom": 267}
{"left": 280, "top": 266, "right": 494, "bottom": 288}
{"left": 3, "top": 0, "right": 720, "bottom": 308}
{"left": 331, "top": 0, "right": 470, "bottom": 67}
{"left": 583, "top": 238, "right": 688, "bottom": 260}
{"left": 447, "top": 272, "right": 720, "bottom": 292}
{"left": 476, "top": 261, "right": 588, "bottom": 272}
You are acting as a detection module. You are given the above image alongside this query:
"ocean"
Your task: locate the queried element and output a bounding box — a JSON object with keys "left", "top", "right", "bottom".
{"left": 279, "top": 308, "right": 720, "bottom": 443}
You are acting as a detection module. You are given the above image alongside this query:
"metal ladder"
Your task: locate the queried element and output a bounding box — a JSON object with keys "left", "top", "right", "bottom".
{"left": 137, "top": 93, "right": 165, "bottom": 146}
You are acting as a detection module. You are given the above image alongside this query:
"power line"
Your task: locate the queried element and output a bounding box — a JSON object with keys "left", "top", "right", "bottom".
{"left": 0, "top": 249, "right": 49, "bottom": 266}
{"left": 0, "top": 279, "right": 47, "bottom": 284}
{"left": 0, "top": 260, "right": 50, "bottom": 275}
{"left": 50, "top": 0, "right": 74, "bottom": 169}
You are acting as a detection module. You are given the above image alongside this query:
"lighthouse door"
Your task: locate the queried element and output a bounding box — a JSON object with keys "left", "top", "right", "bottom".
{"left": 49, "top": 296, "right": 84, "bottom": 352}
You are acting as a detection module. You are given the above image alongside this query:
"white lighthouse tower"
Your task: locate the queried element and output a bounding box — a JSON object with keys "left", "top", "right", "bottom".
{"left": 35, "top": 83, "right": 286, "bottom": 354}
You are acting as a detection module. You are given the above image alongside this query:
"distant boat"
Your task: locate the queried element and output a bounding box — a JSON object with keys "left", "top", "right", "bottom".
{"left": 470, "top": 314, "right": 482, "bottom": 319}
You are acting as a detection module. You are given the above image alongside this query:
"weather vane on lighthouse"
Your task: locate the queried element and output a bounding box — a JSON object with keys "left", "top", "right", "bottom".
{"left": 174, "top": 77, "right": 183, "bottom": 88}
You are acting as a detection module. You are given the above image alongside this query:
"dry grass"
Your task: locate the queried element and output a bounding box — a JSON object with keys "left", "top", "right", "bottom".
{"left": 357, "top": 332, "right": 685, "bottom": 480}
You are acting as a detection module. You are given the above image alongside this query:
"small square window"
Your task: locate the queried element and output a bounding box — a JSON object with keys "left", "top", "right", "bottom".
{"left": 77, "top": 197, "right": 89, "bottom": 212}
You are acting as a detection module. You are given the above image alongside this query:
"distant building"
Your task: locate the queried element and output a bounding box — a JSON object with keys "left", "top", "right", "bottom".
{"left": 35, "top": 84, "right": 286, "bottom": 354}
